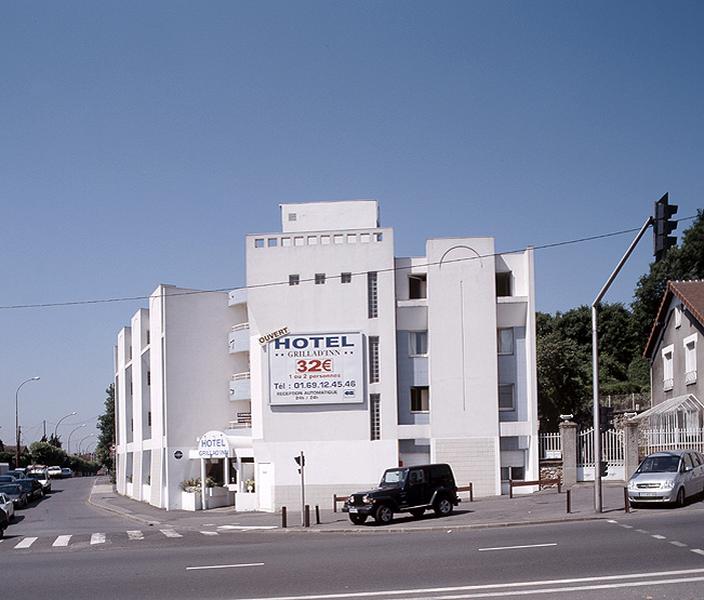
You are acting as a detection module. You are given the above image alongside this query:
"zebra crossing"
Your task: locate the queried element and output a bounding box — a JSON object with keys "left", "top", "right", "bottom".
{"left": 1, "top": 524, "right": 275, "bottom": 552}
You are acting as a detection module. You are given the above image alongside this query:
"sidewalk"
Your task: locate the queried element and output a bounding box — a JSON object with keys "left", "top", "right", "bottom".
{"left": 87, "top": 479, "right": 649, "bottom": 533}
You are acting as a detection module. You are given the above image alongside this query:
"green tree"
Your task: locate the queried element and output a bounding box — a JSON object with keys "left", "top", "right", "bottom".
{"left": 48, "top": 433, "right": 62, "bottom": 448}
{"left": 29, "top": 441, "right": 67, "bottom": 466}
{"left": 631, "top": 210, "right": 704, "bottom": 347}
{"left": 96, "top": 384, "right": 115, "bottom": 470}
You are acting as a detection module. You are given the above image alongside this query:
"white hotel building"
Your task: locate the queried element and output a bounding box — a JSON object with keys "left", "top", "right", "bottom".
{"left": 114, "top": 200, "right": 539, "bottom": 511}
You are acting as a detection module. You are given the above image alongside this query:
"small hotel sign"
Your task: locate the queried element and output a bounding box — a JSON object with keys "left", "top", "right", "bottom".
{"left": 258, "top": 326, "right": 289, "bottom": 346}
{"left": 197, "top": 431, "right": 230, "bottom": 458}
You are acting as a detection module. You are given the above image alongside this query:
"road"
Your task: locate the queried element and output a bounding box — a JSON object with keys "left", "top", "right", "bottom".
{"left": 3, "top": 478, "right": 704, "bottom": 599}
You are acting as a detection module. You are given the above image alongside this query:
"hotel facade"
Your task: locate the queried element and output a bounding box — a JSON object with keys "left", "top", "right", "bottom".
{"left": 114, "top": 200, "right": 539, "bottom": 511}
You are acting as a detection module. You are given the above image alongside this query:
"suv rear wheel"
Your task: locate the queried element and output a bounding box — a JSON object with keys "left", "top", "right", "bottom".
{"left": 433, "top": 496, "right": 453, "bottom": 517}
{"left": 374, "top": 504, "right": 394, "bottom": 525}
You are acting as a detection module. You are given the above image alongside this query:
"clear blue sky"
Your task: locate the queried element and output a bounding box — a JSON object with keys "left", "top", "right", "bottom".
{"left": 1, "top": 1, "right": 702, "bottom": 447}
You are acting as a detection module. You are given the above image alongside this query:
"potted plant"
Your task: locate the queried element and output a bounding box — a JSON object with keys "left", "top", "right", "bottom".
{"left": 244, "top": 478, "right": 255, "bottom": 493}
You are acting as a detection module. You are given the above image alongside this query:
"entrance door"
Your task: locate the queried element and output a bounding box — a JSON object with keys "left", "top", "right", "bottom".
{"left": 257, "top": 463, "right": 274, "bottom": 512}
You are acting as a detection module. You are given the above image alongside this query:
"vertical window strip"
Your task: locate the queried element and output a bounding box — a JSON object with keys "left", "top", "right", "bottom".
{"left": 367, "top": 272, "right": 378, "bottom": 318}
{"left": 369, "top": 336, "right": 380, "bottom": 383}
{"left": 370, "top": 394, "right": 381, "bottom": 440}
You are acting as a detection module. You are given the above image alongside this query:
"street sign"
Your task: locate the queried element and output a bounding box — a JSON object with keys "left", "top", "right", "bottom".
{"left": 174, "top": 450, "right": 183, "bottom": 459}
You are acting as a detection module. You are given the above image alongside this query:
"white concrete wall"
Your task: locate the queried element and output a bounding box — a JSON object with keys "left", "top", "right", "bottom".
{"left": 279, "top": 200, "right": 378, "bottom": 233}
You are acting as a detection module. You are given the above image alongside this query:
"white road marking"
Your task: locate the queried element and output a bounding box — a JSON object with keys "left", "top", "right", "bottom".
{"left": 671, "top": 541, "right": 688, "bottom": 547}
{"left": 127, "top": 530, "right": 144, "bottom": 540}
{"left": 635, "top": 529, "right": 650, "bottom": 534}
{"left": 200, "top": 531, "right": 218, "bottom": 536}
{"left": 52, "top": 535, "right": 72, "bottom": 547}
{"left": 160, "top": 528, "right": 182, "bottom": 538}
{"left": 619, "top": 524, "right": 633, "bottom": 529}
{"left": 218, "top": 525, "right": 278, "bottom": 530}
{"left": 90, "top": 533, "right": 106, "bottom": 545}
{"left": 14, "top": 537, "right": 37, "bottom": 549}
{"left": 652, "top": 534, "right": 666, "bottom": 540}
{"left": 229, "top": 568, "right": 704, "bottom": 600}
{"left": 186, "top": 562, "right": 264, "bottom": 571}
{"left": 691, "top": 549, "right": 704, "bottom": 556}
{"left": 606, "top": 519, "right": 618, "bottom": 523}
{"left": 478, "top": 543, "right": 557, "bottom": 552}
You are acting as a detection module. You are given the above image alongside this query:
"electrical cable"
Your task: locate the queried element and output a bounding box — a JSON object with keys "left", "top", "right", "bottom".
{"left": 0, "top": 214, "right": 697, "bottom": 311}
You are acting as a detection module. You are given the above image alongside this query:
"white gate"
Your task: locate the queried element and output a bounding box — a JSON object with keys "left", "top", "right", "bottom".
{"left": 577, "top": 428, "right": 625, "bottom": 481}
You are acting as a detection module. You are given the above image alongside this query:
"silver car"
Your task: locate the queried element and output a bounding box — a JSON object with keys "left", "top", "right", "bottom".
{"left": 628, "top": 450, "right": 704, "bottom": 507}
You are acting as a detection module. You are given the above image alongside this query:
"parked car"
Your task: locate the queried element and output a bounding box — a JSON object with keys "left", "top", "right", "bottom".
{"left": 14, "top": 478, "right": 44, "bottom": 501}
{"left": 47, "top": 466, "right": 63, "bottom": 479}
{"left": 26, "top": 469, "right": 51, "bottom": 493}
{"left": 0, "top": 483, "right": 29, "bottom": 509}
{"left": 6, "top": 470, "right": 26, "bottom": 480}
{"left": 61, "top": 467, "right": 73, "bottom": 478}
{"left": 0, "top": 475, "right": 19, "bottom": 483}
{"left": 0, "top": 492, "right": 15, "bottom": 521}
{"left": 343, "top": 463, "right": 460, "bottom": 525}
{"left": 628, "top": 450, "right": 704, "bottom": 507}
{"left": 0, "top": 502, "right": 8, "bottom": 538}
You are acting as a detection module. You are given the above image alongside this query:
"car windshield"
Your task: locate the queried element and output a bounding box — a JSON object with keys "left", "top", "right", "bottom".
{"left": 638, "top": 455, "right": 681, "bottom": 473}
{"left": 27, "top": 473, "right": 46, "bottom": 480}
{"left": 0, "top": 484, "right": 20, "bottom": 495}
{"left": 380, "top": 469, "right": 407, "bottom": 486}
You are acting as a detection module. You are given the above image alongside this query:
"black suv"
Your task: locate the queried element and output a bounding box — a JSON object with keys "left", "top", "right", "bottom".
{"left": 343, "top": 463, "right": 459, "bottom": 525}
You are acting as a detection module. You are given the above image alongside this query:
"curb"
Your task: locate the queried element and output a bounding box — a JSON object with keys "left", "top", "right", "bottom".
{"left": 86, "top": 486, "right": 161, "bottom": 527}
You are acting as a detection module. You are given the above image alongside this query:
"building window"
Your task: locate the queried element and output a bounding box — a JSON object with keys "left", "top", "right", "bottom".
{"left": 370, "top": 394, "right": 381, "bottom": 440}
{"left": 289, "top": 274, "right": 300, "bottom": 286}
{"left": 369, "top": 337, "right": 380, "bottom": 383}
{"left": 147, "top": 411, "right": 152, "bottom": 427}
{"left": 347, "top": 234, "right": 357, "bottom": 244}
{"left": 410, "top": 387, "right": 429, "bottom": 412}
{"left": 675, "top": 306, "right": 682, "bottom": 328}
{"left": 498, "top": 329, "right": 514, "bottom": 355}
{"left": 267, "top": 238, "right": 277, "bottom": 248}
{"left": 315, "top": 273, "right": 326, "bottom": 285}
{"left": 281, "top": 237, "right": 292, "bottom": 247}
{"left": 320, "top": 235, "right": 330, "bottom": 245}
{"left": 367, "top": 272, "right": 378, "bottom": 318}
{"left": 496, "top": 272, "right": 512, "bottom": 297}
{"left": 662, "top": 345, "right": 674, "bottom": 391}
{"left": 147, "top": 371, "right": 151, "bottom": 386}
{"left": 684, "top": 335, "right": 697, "bottom": 385}
{"left": 307, "top": 236, "right": 318, "bottom": 245}
{"left": 334, "top": 234, "right": 344, "bottom": 244}
{"left": 408, "top": 275, "right": 427, "bottom": 299}
{"left": 146, "top": 330, "right": 150, "bottom": 345}
{"left": 501, "top": 466, "right": 525, "bottom": 481}
{"left": 341, "top": 272, "right": 352, "bottom": 283}
{"left": 288, "top": 212, "right": 297, "bottom": 221}
{"left": 375, "top": 232, "right": 383, "bottom": 242}
{"left": 294, "top": 236, "right": 304, "bottom": 246}
{"left": 254, "top": 238, "right": 265, "bottom": 248}
{"left": 409, "top": 331, "right": 428, "bottom": 356}
{"left": 498, "top": 384, "right": 514, "bottom": 411}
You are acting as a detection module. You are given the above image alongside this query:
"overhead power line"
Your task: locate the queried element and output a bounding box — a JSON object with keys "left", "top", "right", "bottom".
{"left": 0, "top": 215, "right": 697, "bottom": 311}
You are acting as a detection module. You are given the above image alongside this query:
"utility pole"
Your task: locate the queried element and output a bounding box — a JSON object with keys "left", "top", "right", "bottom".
{"left": 294, "top": 451, "right": 306, "bottom": 526}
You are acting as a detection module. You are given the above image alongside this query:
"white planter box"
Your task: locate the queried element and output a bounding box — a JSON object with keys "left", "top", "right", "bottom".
{"left": 235, "top": 492, "right": 258, "bottom": 512}
{"left": 206, "top": 487, "right": 235, "bottom": 509}
{"left": 181, "top": 491, "right": 202, "bottom": 511}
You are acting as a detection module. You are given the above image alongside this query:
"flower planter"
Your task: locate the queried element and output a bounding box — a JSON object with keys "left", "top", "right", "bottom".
{"left": 181, "top": 490, "right": 202, "bottom": 511}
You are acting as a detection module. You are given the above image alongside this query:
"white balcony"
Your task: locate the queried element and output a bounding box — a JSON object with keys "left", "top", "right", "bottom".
{"left": 686, "top": 370, "right": 697, "bottom": 386}
{"left": 229, "top": 372, "right": 251, "bottom": 401}
{"left": 228, "top": 288, "right": 247, "bottom": 306}
{"left": 228, "top": 323, "right": 250, "bottom": 354}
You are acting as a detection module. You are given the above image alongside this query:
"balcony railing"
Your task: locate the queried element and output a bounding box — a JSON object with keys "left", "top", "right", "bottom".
{"left": 686, "top": 370, "right": 697, "bottom": 385}
{"left": 228, "top": 323, "right": 250, "bottom": 354}
{"left": 663, "top": 377, "right": 674, "bottom": 392}
{"left": 228, "top": 412, "right": 252, "bottom": 429}
{"left": 229, "top": 372, "right": 251, "bottom": 401}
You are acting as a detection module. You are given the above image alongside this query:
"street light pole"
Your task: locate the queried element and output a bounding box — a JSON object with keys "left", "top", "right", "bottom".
{"left": 78, "top": 433, "right": 94, "bottom": 455}
{"left": 15, "top": 377, "right": 40, "bottom": 467}
{"left": 67, "top": 424, "right": 86, "bottom": 455}
{"left": 53, "top": 411, "right": 78, "bottom": 442}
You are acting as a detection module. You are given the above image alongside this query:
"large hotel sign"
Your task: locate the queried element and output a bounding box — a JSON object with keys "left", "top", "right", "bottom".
{"left": 268, "top": 333, "right": 364, "bottom": 405}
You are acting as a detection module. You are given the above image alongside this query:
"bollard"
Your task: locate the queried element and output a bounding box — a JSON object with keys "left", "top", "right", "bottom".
{"left": 624, "top": 487, "right": 630, "bottom": 513}
{"left": 315, "top": 504, "right": 320, "bottom": 525}
{"left": 566, "top": 489, "right": 571, "bottom": 514}
{"left": 304, "top": 504, "right": 310, "bottom": 528}
{"left": 333, "top": 495, "right": 337, "bottom": 513}
{"left": 281, "top": 506, "right": 287, "bottom": 528}
{"left": 469, "top": 483, "right": 474, "bottom": 502}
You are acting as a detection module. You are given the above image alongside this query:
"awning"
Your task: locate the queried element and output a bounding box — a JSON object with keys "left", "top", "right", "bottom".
{"left": 629, "top": 394, "right": 704, "bottom": 423}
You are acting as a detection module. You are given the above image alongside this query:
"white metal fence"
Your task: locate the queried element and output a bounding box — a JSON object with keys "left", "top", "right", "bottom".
{"left": 577, "top": 427, "right": 624, "bottom": 467}
{"left": 640, "top": 427, "right": 704, "bottom": 455}
{"left": 539, "top": 432, "right": 562, "bottom": 459}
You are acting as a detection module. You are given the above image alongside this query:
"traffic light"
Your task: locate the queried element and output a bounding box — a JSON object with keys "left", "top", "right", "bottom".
{"left": 653, "top": 193, "right": 678, "bottom": 261}
{"left": 599, "top": 460, "right": 609, "bottom": 478}
{"left": 599, "top": 405, "right": 614, "bottom": 433}
{"left": 294, "top": 454, "right": 305, "bottom": 473}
